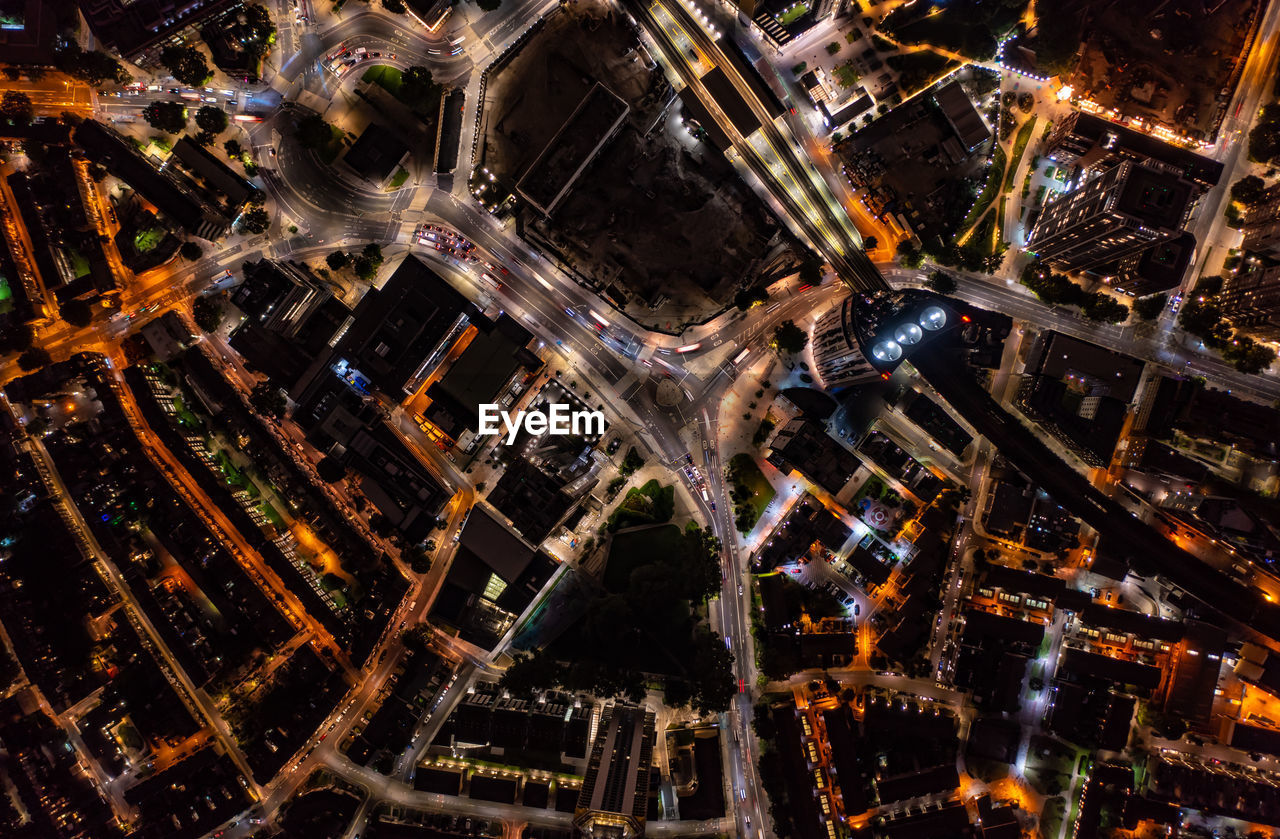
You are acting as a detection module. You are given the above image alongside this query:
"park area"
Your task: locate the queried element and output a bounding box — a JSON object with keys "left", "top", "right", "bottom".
{"left": 727, "top": 454, "right": 775, "bottom": 533}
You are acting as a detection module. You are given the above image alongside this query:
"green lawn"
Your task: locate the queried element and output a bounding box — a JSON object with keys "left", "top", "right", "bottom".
{"left": 776, "top": 2, "right": 809, "bottom": 25}
{"left": 728, "top": 453, "right": 775, "bottom": 519}
{"left": 833, "top": 61, "right": 860, "bottom": 89}
{"left": 388, "top": 167, "right": 409, "bottom": 189}
{"left": 67, "top": 249, "right": 90, "bottom": 279}
{"left": 604, "top": 524, "right": 685, "bottom": 592}
{"left": 134, "top": 227, "right": 165, "bottom": 254}
{"left": 1003, "top": 115, "right": 1038, "bottom": 192}
{"left": 362, "top": 64, "right": 403, "bottom": 98}
{"left": 259, "top": 502, "right": 285, "bottom": 528}
{"left": 318, "top": 125, "right": 346, "bottom": 165}
{"left": 1039, "top": 797, "right": 1066, "bottom": 839}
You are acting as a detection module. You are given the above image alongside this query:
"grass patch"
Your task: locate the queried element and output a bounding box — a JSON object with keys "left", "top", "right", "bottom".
{"left": 605, "top": 524, "right": 685, "bottom": 591}
{"left": 259, "top": 502, "right": 285, "bottom": 528}
{"left": 1003, "top": 115, "right": 1038, "bottom": 192}
{"left": 66, "top": 249, "right": 91, "bottom": 279}
{"left": 727, "top": 454, "right": 775, "bottom": 519}
{"left": 607, "top": 479, "right": 675, "bottom": 531}
{"left": 1039, "top": 797, "right": 1066, "bottom": 839}
{"left": 134, "top": 227, "right": 165, "bottom": 254}
{"left": 388, "top": 167, "right": 409, "bottom": 189}
{"left": 777, "top": 1, "right": 809, "bottom": 25}
{"left": 362, "top": 64, "right": 403, "bottom": 98}
{"left": 833, "top": 61, "right": 860, "bottom": 89}
{"left": 957, "top": 144, "right": 1007, "bottom": 240}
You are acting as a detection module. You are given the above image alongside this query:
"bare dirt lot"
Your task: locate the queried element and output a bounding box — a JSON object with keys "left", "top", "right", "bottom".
{"left": 1066, "top": 0, "right": 1261, "bottom": 142}
{"left": 478, "top": 0, "right": 800, "bottom": 329}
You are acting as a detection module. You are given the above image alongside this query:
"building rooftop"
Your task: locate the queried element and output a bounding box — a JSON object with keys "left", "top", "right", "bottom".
{"left": 331, "top": 255, "right": 472, "bottom": 397}
{"left": 933, "top": 80, "right": 990, "bottom": 151}
{"left": 343, "top": 125, "right": 410, "bottom": 184}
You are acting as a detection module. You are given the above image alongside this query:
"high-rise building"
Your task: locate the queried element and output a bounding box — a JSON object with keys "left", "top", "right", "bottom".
{"left": 1220, "top": 264, "right": 1280, "bottom": 339}
{"left": 1026, "top": 161, "right": 1195, "bottom": 273}
{"left": 1043, "top": 110, "right": 1223, "bottom": 192}
{"left": 1242, "top": 183, "right": 1280, "bottom": 257}
{"left": 574, "top": 704, "right": 655, "bottom": 839}
{"left": 812, "top": 297, "right": 880, "bottom": 389}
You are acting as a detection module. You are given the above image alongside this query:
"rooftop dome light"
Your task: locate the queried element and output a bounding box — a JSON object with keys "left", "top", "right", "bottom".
{"left": 894, "top": 323, "right": 923, "bottom": 345}
{"left": 871, "top": 340, "right": 902, "bottom": 362}
{"left": 919, "top": 305, "right": 948, "bottom": 331}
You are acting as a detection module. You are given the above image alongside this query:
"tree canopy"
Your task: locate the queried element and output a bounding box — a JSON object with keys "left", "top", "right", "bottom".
{"left": 1231, "top": 175, "right": 1268, "bottom": 206}
{"left": 0, "top": 92, "right": 33, "bottom": 127}
{"left": 399, "top": 66, "right": 441, "bottom": 111}
{"left": 295, "top": 113, "right": 335, "bottom": 150}
{"left": 142, "top": 101, "right": 187, "bottom": 133}
{"left": 237, "top": 206, "right": 270, "bottom": 235}
{"left": 926, "top": 270, "right": 958, "bottom": 295}
{"left": 1132, "top": 293, "right": 1167, "bottom": 321}
{"left": 195, "top": 105, "right": 228, "bottom": 135}
{"left": 161, "top": 46, "right": 213, "bottom": 87}
{"left": 773, "top": 319, "right": 808, "bottom": 354}
{"left": 55, "top": 45, "right": 131, "bottom": 86}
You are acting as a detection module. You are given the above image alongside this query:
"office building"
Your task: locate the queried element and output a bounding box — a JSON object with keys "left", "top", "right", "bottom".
{"left": 811, "top": 297, "right": 880, "bottom": 389}
{"left": 1242, "top": 183, "right": 1280, "bottom": 257}
{"left": 1043, "top": 110, "right": 1223, "bottom": 191}
{"left": 1221, "top": 264, "right": 1280, "bottom": 338}
{"left": 74, "top": 120, "right": 232, "bottom": 241}
{"left": 574, "top": 703, "right": 655, "bottom": 839}
{"left": 1026, "top": 160, "right": 1194, "bottom": 273}
{"left": 77, "top": 0, "right": 239, "bottom": 66}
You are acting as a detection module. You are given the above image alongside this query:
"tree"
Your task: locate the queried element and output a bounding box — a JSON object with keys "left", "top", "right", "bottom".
{"left": 17, "top": 347, "right": 51, "bottom": 371}
{"left": 1132, "top": 293, "right": 1167, "bottom": 321}
{"left": 0, "top": 91, "right": 33, "bottom": 127}
{"left": 241, "top": 4, "right": 277, "bottom": 59}
{"left": 1081, "top": 293, "right": 1129, "bottom": 323}
{"left": 773, "top": 319, "right": 808, "bottom": 355}
{"left": 862, "top": 235, "right": 878, "bottom": 251}
{"left": 925, "top": 270, "right": 957, "bottom": 294}
{"left": 224, "top": 139, "right": 244, "bottom": 159}
{"left": 1179, "top": 298, "right": 1228, "bottom": 345}
{"left": 325, "top": 250, "right": 350, "bottom": 270}
{"left": 61, "top": 299, "right": 92, "bottom": 328}
{"left": 195, "top": 105, "right": 228, "bottom": 135}
{"left": 55, "top": 45, "right": 130, "bottom": 86}
{"left": 180, "top": 241, "right": 204, "bottom": 261}
{"left": 0, "top": 322, "right": 34, "bottom": 354}
{"left": 1223, "top": 335, "right": 1277, "bottom": 375}
{"left": 237, "top": 206, "right": 270, "bottom": 235}
{"left": 249, "top": 381, "right": 286, "bottom": 418}
{"left": 352, "top": 255, "right": 377, "bottom": 281}
{"left": 161, "top": 46, "right": 213, "bottom": 87}
{"left": 896, "top": 239, "right": 923, "bottom": 268}
{"left": 399, "top": 66, "right": 440, "bottom": 110}
{"left": 142, "top": 101, "right": 187, "bottom": 133}
{"left": 382, "top": 0, "right": 407, "bottom": 11}
{"left": 798, "top": 259, "right": 823, "bottom": 286}
{"left": 476, "top": 0, "right": 503, "bottom": 10}
{"left": 1231, "top": 174, "right": 1268, "bottom": 206}
{"left": 295, "top": 113, "right": 335, "bottom": 150}
{"left": 733, "top": 286, "right": 769, "bottom": 310}
{"left": 362, "top": 242, "right": 383, "bottom": 264}
{"left": 317, "top": 455, "right": 346, "bottom": 483}
{"left": 620, "top": 447, "right": 645, "bottom": 476}
{"left": 192, "top": 296, "right": 223, "bottom": 332}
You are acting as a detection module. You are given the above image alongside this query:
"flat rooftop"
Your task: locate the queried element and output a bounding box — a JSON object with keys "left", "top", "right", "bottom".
{"left": 516, "top": 82, "right": 628, "bottom": 215}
